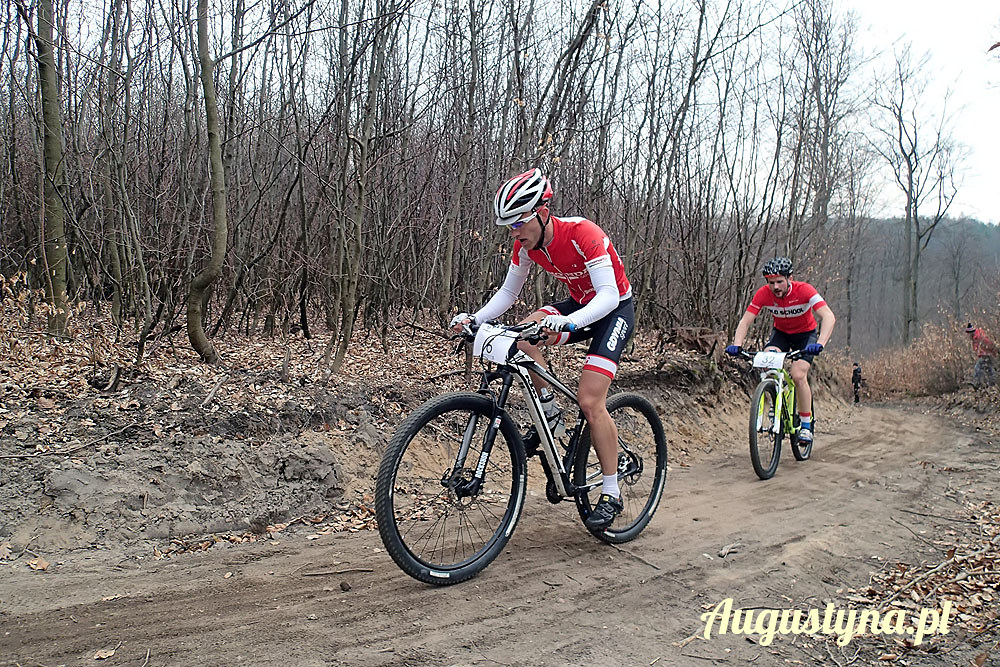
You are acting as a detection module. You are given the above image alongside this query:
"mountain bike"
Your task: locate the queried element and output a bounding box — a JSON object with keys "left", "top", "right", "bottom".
{"left": 374, "top": 321, "right": 668, "bottom": 585}
{"left": 738, "top": 349, "right": 814, "bottom": 480}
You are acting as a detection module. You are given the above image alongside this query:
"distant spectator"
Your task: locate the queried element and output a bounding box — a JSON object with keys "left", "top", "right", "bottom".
{"left": 851, "top": 362, "right": 864, "bottom": 404}
{"left": 965, "top": 323, "right": 997, "bottom": 388}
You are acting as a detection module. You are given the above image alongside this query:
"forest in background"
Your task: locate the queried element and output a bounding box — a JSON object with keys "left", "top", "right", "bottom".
{"left": 2, "top": 0, "right": 998, "bottom": 364}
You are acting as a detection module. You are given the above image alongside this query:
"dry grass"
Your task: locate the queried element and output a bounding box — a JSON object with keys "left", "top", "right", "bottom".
{"left": 860, "top": 314, "right": 1000, "bottom": 399}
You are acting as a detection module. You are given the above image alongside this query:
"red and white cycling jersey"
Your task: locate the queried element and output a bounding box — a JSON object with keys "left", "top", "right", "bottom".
{"left": 512, "top": 216, "right": 631, "bottom": 304}
{"left": 747, "top": 281, "right": 826, "bottom": 334}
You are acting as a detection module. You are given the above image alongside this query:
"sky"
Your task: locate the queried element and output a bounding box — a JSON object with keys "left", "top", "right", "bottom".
{"left": 841, "top": 0, "right": 1000, "bottom": 224}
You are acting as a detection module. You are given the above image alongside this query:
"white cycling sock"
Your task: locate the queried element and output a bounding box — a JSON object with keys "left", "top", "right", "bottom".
{"left": 602, "top": 474, "right": 620, "bottom": 499}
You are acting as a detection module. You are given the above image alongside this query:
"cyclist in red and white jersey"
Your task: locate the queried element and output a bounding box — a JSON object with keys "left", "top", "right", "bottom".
{"left": 451, "top": 168, "right": 633, "bottom": 529}
{"left": 725, "top": 257, "right": 836, "bottom": 444}
{"left": 965, "top": 323, "right": 997, "bottom": 387}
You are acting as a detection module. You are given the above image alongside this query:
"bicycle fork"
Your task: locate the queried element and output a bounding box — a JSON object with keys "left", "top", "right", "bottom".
{"left": 771, "top": 381, "right": 799, "bottom": 436}
{"left": 447, "top": 365, "right": 589, "bottom": 503}
{"left": 772, "top": 380, "right": 784, "bottom": 436}
{"left": 447, "top": 373, "right": 516, "bottom": 499}
{"left": 757, "top": 376, "right": 784, "bottom": 437}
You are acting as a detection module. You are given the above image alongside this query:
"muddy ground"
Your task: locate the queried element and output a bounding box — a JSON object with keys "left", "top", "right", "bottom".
{"left": 1, "top": 331, "right": 998, "bottom": 666}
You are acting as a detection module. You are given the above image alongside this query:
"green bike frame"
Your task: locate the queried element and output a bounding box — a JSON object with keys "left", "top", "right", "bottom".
{"left": 756, "top": 365, "right": 797, "bottom": 438}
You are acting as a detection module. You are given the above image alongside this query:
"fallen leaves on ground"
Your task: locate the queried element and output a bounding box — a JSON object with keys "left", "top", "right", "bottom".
{"left": 151, "top": 505, "right": 379, "bottom": 559}
{"left": 27, "top": 557, "right": 50, "bottom": 571}
{"left": 93, "top": 646, "right": 117, "bottom": 659}
{"left": 835, "top": 497, "right": 1000, "bottom": 658}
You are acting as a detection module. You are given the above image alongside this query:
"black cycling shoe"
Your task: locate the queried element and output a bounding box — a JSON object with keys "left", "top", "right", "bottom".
{"left": 584, "top": 493, "right": 623, "bottom": 530}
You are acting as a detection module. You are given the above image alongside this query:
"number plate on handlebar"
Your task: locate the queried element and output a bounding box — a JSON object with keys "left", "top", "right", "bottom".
{"left": 752, "top": 350, "right": 786, "bottom": 369}
{"left": 473, "top": 323, "right": 518, "bottom": 365}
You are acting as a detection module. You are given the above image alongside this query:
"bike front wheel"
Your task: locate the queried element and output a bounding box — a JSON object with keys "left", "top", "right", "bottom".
{"left": 573, "top": 392, "right": 667, "bottom": 543}
{"left": 375, "top": 392, "right": 527, "bottom": 585}
{"left": 749, "top": 381, "right": 782, "bottom": 479}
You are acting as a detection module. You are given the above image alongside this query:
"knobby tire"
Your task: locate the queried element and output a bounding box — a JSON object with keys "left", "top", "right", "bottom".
{"left": 749, "top": 381, "right": 782, "bottom": 479}
{"left": 572, "top": 392, "right": 667, "bottom": 544}
{"left": 375, "top": 392, "right": 527, "bottom": 585}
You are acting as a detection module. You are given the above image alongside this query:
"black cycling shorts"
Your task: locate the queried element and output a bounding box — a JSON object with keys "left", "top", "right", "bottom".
{"left": 765, "top": 328, "right": 819, "bottom": 364}
{"left": 539, "top": 297, "right": 634, "bottom": 379}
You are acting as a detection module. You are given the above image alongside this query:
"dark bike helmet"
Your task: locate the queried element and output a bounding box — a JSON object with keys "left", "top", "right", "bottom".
{"left": 762, "top": 256, "right": 793, "bottom": 277}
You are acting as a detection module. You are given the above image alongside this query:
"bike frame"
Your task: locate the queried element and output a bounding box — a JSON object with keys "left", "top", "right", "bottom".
{"left": 454, "top": 345, "right": 596, "bottom": 501}
{"left": 757, "top": 365, "right": 797, "bottom": 437}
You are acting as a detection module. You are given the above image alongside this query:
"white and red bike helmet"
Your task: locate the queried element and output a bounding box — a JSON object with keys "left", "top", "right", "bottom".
{"left": 493, "top": 168, "right": 553, "bottom": 226}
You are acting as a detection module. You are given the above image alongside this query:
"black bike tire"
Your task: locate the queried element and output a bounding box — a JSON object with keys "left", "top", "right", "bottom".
{"left": 791, "top": 396, "right": 814, "bottom": 461}
{"left": 374, "top": 392, "right": 527, "bottom": 585}
{"left": 572, "top": 392, "right": 668, "bottom": 544}
{"left": 749, "top": 381, "right": 782, "bottom": 480}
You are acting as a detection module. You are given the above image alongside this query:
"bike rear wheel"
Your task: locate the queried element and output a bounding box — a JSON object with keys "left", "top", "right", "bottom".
{"left": 375, "top": 392, "right": 527, "bottom": 585}
{"left": 791, "top": 397, "right": 814, "bottom": 461}
{"left": 573, "top": 393, "right": 667, "bottom": 543}
{"left": 749, "top": 381, "right": 782, "bottom": 479}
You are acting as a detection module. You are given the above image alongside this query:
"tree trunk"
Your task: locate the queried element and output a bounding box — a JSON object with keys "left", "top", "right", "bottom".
{"left": 186, "top": 0, "right": 228, "bottom": 363}
{"left": 32, "top": 0, "right": 69, "bottom": 335}
{"left": 331, "top": 0, "right": 398, "bottom": 372}
{"left": 902, "top": 203, "right": 914, "bottom": 343}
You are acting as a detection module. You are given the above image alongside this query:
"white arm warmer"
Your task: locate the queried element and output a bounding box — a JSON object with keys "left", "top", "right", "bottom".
{"left": 473, "top": 261, "right": 530, "bottom": 323}
{"left": 568, "top": 260, "right": 619, "bottom": 328}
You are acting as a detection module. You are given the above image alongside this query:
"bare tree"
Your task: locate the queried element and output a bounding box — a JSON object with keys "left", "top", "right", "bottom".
{"left": 0, "top": 0, "right": 994, "bottom": 366}
{"left": 797, "top": 0, "right": 856, "bottom": 238}
{"left": 834, "top": 136, "right": 876, "bottom": 353}
{"left": 871, "top": 46, "right": 961, "bottom": 342}
{"left": 15, "top": 0, "right": 69, "bottom": 335}
{"left": 186, "top": 0, "right": 229, "bottom": 363}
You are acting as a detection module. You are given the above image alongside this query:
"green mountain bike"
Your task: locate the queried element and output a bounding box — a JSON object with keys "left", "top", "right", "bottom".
{"left": 738, "top": 349, "right": 814, "bottom": 480}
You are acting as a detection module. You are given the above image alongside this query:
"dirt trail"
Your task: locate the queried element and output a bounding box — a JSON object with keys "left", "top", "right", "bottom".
{"left": 2, "top": 405, "right": 997, "bottom": 666}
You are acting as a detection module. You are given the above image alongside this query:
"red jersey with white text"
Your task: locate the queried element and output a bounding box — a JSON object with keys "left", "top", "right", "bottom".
{"left": 512, "top": 215, "right": 631, "bottom": 304}
{"left": 747, "top": 280, "right": 826, "bottom": 334}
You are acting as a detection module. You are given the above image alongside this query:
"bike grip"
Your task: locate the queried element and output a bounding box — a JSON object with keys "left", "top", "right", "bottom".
{"left": 565, "top": 323, "right": 576, "bottom": 332}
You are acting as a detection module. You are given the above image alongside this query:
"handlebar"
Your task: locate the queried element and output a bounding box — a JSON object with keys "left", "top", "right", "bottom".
{"left": 453, "top": 320, "right": 573, "bottom": 346}
{"left": 736, "top": 348, "right": 804, "bottom": 362}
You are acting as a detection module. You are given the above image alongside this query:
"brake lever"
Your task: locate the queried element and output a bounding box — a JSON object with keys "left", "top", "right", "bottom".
{"left": 523, "top": 332, "right": 547, "bottom": 345}
{"left": 516, "top": 322, "right": 546, "bottom": 345}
